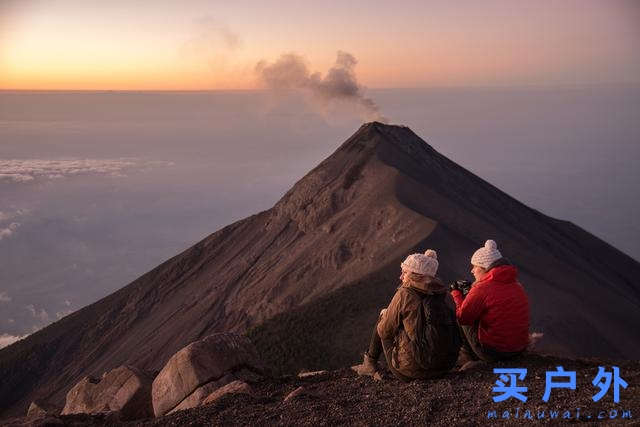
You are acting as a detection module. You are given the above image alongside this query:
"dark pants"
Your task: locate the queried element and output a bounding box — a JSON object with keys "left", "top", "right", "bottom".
{"left": 365, "top": 318, "right": 412, "bottom": 382}
{"left": 459, "top": 323, "right": 523, "bottom": 362}
{"left": 366, "top": 320, "right": 383, "bottom": 360}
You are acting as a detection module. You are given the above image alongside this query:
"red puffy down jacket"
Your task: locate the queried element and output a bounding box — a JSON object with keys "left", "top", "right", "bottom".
{"left": 451, "top": 265, "right": 530, "bottom": 352}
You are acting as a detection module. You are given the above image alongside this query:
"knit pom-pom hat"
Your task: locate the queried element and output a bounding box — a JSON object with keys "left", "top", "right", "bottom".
{"left": 401, "top": 249, "right": 438, "bottom": 277}
{"left": 470, "top": 239, "right": 502, "bottom": 269}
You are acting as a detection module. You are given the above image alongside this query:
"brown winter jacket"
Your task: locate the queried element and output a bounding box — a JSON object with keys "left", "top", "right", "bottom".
{"left": 377, "top": 277, "right": 455, "bottom": 381}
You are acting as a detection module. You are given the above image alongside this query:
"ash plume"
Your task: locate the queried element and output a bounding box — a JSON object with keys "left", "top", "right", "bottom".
{"left": 256, "top": 51, "right": 387, "bottom": 122}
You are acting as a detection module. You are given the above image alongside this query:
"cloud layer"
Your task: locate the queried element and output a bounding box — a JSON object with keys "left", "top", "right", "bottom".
{"left": 256, "top": 51, "right": 387, "bottom": 122}
{"left": 0, "top": 209, "right": 28, "bottom": 221}
{"left": 0, "top": 333, "right": 28, "bottom": 349}
{"left": 0, "top": 222, "right": 20, "bottom": 241}
{"left": 26, "top": 304, "right": 50, "bottom": 323}
{"left": 0, "top": 209, "right": 29, "bottom": 241}
{"left": 0, "top": 159, "right": 174, "bottom": 184}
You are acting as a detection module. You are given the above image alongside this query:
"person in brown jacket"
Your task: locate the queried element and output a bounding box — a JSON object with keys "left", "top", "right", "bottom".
{"left": 352, "top": 249, "right": 459, "bottom": 381}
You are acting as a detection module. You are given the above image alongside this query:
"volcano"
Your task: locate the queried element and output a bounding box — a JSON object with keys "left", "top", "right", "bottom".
{"left": 2, "top": 122, "right": 639, "bottom": 417}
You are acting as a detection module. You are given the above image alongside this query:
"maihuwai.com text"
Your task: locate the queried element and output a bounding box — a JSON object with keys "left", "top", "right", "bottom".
{"left": 487, "top": 407, "right": 632, "bottom": 421}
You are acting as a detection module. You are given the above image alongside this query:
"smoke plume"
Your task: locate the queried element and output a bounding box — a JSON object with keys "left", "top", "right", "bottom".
{"left": 180, "top": 16, "right": 242, "bottom": 72}
{"left": 256, "top": 51, "right": 387, "bottom": 122}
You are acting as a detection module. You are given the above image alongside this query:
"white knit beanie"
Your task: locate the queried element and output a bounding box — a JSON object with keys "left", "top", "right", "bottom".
{"left": 401, "top": 249, "right": 438, "bottom": 277}
{"left": 471, "top": 239, "right": 502, "bottom": 269}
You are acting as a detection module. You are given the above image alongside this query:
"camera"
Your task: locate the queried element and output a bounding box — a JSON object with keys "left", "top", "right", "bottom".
{"left": 449, "top": 279, "right": 473, "bottom": 295}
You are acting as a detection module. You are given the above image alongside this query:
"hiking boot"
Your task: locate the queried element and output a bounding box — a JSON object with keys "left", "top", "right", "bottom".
{"left": 459, "top": 360, "right": 486, "bottom": 372}
{"left": 351, "top": 353, "right": 378, "bottom": 377}
{"left": 455, "top": 349, "right": 475, "bottom": 368}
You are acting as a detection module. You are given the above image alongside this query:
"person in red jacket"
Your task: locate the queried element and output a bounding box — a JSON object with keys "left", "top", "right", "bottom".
{"left": 450, "top": 239, "right": 529, "bottom": 363}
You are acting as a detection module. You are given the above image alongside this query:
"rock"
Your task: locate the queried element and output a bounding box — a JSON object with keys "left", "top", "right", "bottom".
{"left": 26, "top": 401, "right": 57, "bottom": 419}
{"left": 27, "top": 402, "right": 46, "bottom": 419}
{"left": 283, "top": 386, "right": 305, "bottom": 402}
{"left": 298, "top": 370, "right": 327, "bottom": 378}
{"left": 152, "top": 333, "right": 263, "bottom": 417}
{"left": 61, "top": 365, "right": 153, "bottom": 420}
{"left": 167, "top": 374, "right": 235, "bottom": 414}
{"left": 202, "top": 380, "right": 252, "bottom": 406}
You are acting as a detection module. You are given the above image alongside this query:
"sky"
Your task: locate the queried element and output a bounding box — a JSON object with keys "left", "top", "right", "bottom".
{"left": 1, "top": 0, "right": 639, "bottom": 90}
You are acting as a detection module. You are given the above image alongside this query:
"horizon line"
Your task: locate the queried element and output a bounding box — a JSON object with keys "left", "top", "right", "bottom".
{"left": 2, "top": 82, "right": 639, "bottom": 93}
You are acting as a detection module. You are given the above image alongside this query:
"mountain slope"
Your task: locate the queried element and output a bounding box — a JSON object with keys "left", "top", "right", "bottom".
{"left": 1, "top": 122, "right": 639, "bottom": 417}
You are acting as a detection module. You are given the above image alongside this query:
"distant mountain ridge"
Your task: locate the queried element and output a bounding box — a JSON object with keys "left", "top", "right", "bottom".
{"left": 2, "top": 122, "right": 639, "bottom": 417}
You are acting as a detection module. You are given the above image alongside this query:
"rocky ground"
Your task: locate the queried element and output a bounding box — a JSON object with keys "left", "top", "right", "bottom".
{"left": 8, "top": 353, "right": 638, "bottom": 426}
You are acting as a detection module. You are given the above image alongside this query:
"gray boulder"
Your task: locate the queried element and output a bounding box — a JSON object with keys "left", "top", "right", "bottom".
{"left": 152, "top": 333, "right": 262, "bottom": 417}
{"left": 61, "top": 365, "right": 153, "bottom": 420}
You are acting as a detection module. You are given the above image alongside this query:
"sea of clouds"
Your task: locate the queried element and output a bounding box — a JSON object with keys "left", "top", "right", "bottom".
{"left": 0, "top": 158, "right": 174, "bottom": 184}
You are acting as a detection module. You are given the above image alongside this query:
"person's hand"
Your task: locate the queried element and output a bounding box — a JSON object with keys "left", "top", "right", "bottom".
{"left": 449, "top": 280, "right": 472, "bottom": 293}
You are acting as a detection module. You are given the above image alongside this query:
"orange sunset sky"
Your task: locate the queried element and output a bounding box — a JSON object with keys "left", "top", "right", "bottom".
{"left": 1, "top": 0, "right": 639, "bottom": 90}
